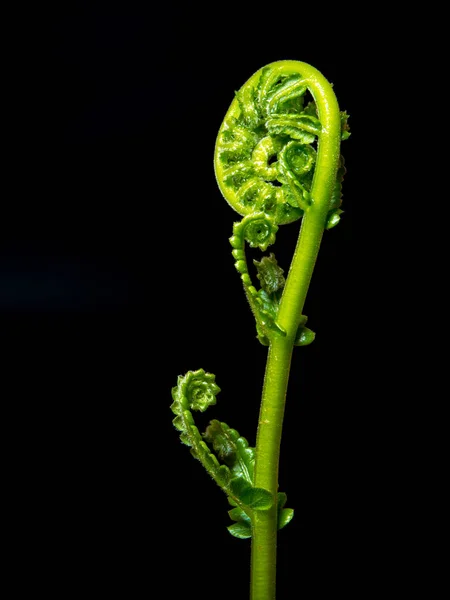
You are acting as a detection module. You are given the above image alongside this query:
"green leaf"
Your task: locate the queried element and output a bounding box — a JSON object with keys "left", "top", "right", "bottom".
{"left": 278, "top": 508, "right": 294, "bottom": 530}
{"left": 277, "top": 492, "right": 294, "bottom": 530}
{"left": 203, "top": 420, "right": 237, "bottom": 465}
{"left": 235, "top": 84, "right": 260, "bottom": 129}
{"left": 256, "top": 289, "right": 278, "bottom": 321}
{"left": 228, "top": 507, "right": 251, "bottom": 524}
{"left": 203, "top": 421, "right": 255, "bottom": 483}
{"left": 266, "top": 113, "right": 321, "bottom": 143}
{"left": 179, "top": 432, "right": 192, "bottom": 447}
{"left": 170, "top": 399, "right": 182, "bottom": 416}
{"left": 230, "top": 476, "right": 252, "bottom": 499}
{"left": 297, "top": 315, "right": 308, "bottom": 329}
{"left": 201, "top": 444, "right": 220, "bottom": 469}
{"left": 257, "top": 331, "right": 270, "bottom": 346}
{"left": 265, "top": 75, "right": 307, "bottom": 114}
{"left": 229, "top": 478, "right": 273, "bottom": 510}
{"left": 294, "top": 326, "right": 316, "bottom": 346}
{"left": 277, "top": 492, "right": 287, "bottom": 510}
{"left": 253, "top": 253, "right": 285, "bottom": 294}
{"left": 217, "top": 465, "right": 231, "bottom": 486}
{"left": 172, "top": 416, "right": 185, "bottom": 432}
{"left": 218, "top": 124, "right": 258, "bottom": 165}
{"left": 222, "top": 160, "right": 256, "bottom": 191}
{"left": 253, "top": 289, "right": 287, "bottom": 342}
{"left": 326, "top": 209, "right": 344, "bottom": 230}
{"left": 227, "top": 522, "right": 252, "bottom": 539}
{"left": 241, "top": 487, "right": 274, "bottom": 510}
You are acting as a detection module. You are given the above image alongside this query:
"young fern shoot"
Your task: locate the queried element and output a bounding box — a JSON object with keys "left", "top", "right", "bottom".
{"left": 171, "top": 60, "right": 349, "bottom": 600}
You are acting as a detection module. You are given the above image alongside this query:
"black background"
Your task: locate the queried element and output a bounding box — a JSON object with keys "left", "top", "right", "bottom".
{"left": 4, "top": 4, "right": 416, "bottom": 599}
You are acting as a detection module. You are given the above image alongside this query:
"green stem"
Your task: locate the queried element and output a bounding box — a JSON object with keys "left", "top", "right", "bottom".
{"left": 250, "top": 62, "right": 342, "bottom": 600}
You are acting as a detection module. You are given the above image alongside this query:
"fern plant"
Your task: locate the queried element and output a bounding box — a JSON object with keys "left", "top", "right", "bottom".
{"left": 171, "top": 60, "right": 349, "bottom": 599}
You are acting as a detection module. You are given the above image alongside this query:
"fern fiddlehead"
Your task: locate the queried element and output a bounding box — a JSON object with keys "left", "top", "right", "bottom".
{"left": 171, "top": 370, "right": 293, "bottom": 539}
{"left": 172, "top": 60, "right": 349, "bottom": 600}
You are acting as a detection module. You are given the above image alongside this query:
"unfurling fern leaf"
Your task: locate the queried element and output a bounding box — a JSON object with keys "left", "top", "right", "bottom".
{"left": 171, "top": 370, "right": 275, "bottom": 534}
{"left": 171, "top": 372, "right": 294, "bottom": 538}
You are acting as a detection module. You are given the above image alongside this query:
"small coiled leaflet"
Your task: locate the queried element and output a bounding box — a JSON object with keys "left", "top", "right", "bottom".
{"left": 229, "top": 213, "right": 286, "bottom": 341}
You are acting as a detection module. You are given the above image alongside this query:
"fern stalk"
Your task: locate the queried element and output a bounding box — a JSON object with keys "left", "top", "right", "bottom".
{"left": 251, "top": 62, "right": 342, "bottom": 598}
{"left": 171, "top": 60, "right": 348, "bottom": 600}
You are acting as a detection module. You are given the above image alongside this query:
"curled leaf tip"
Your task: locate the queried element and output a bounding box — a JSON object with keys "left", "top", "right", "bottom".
{"left": 174, "top": 369, "right": 221, "bottom": 413}
{"left": 233, "top": 212, "right": 278, "bottom": 251}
